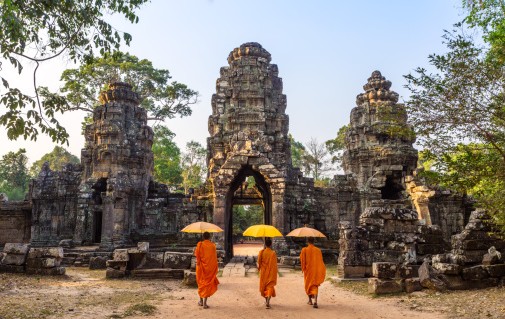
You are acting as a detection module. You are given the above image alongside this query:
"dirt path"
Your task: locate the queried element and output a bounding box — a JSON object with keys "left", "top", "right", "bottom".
{"left": 133, "top": 271, "right": 446, "bottom": 319}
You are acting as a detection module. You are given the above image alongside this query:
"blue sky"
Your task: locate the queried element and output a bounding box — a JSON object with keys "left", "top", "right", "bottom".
{"left": 0, "top": 0, "right": 465, "bottom": 165}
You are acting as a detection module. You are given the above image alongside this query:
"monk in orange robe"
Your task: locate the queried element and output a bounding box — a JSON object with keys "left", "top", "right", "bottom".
{"left": 300, "top": 236, "right": 326, "bottom": 308}
{"left": 257, "top": 237, "right": 278, "bottom": 309}
{"left": 195, "top": 231, "right": 220, "bottom": 309}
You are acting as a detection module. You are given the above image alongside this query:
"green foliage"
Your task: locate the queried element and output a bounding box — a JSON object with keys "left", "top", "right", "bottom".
{"left": 289, "top": 134, "right": 306, "bottom": 169}
{"left": 325, "top": 124, "right": 348, "bottom": 167}
{"left": 0, "top": 0, "right": 149, "bottom": 143}
{"left": 464, "top": 0, "right": 505, "bottom": 64}
{"left": 57, "top": 51, "right": 198, "bottom": 122}
{"left": 152, "top": 125, "right": 182, "bottom": 187}
{"left": 406, "top": 22, "right": 505, "bottom": 235}
{"left": 232, "top": 205, "right": 264, "bottom": 235}
{"left": 418, "top": 144, "right": 505, "bottom": 235}
{"left": 181, "top": 141, "right": 207, "bottom": 194}
{"left": 29, "top": 146, "right": 79, "bottom": 177}
{"left": 0, "top": 148, "right": 29, "bottom": 200}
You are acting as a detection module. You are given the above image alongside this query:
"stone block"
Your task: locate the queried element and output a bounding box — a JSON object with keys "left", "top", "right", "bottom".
{"left": 58, "top": 239, "right": 74, "bottom": 248}
{"left": 280, "top": 256, "right": 299, "bottom": 266}
{"left": 465, "top": 278, "right": 500, "bottom": 289}
{"left": 143, "top": 252, "right": 164, "bottom": 269}
{"left": 372, "top": 262, "right": 398, "bottom": 279}
{"left": 183, "top": 270, "right": 197, "bottom": 287}
{"left": 28, "top": 247, "right": 63, "bottom": 259}
{"left": 337, "top": 265, "right": 371, "bottom": 278}
{"left": 106, "top": 267, "right": 126, "bottom": 279}
{"left": 113, "top": 249, "right": 129, "bottom": 261}
{"left": 1, "top": 253, "right": 27, "bottom": 266}
{"left": 445, "top": 275, "right": 468, "bottom": 290}
{"left": 26, "top": 257, "right": 60, "bottom": 268}
{"left": 0, "top": 264, "right": 25, "bottom": 273}
{"left": 483, "top": 264, "right": 505, "bottom": 278}
{"left": 462, "top": 265, "right": 489, "bottom": 280}
{"left": 368, "top": 278, "right": 402, "bottom": 294}
{"left": 26, "top": 266, "right": 65, "bottom": 276}
{"left": 106, "top": 260, "right": 127, "bottom": 270}
{"left": 163, "top": 252, "right": 192, "bottom": 269}
{"left": 403, "top": 278, "right": 422, "bottom": 293}
{"left": 137, "top": 242, "right": 149, "bottom": 252}
{"left": 89, "top": 256, "right": 107, "bottom": 270}
{"left": 432, "top": 263, "right": 462, "bottom": 275}
{"left": 417, "top": 244, "right": 444, "bottom": 255}
{"left": 399, "top": 265, "right": 419, "bottom": 278}
{"left": 3, "top": 243, "right": 30, "bottom": 255}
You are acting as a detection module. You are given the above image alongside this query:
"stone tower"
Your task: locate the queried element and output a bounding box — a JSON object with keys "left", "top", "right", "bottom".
{"left": 207, "top": 42, "right": 291, "bottom": 256}
{"left": 74, "top": 82, "right": 154, "bottom": 249}
{"left": 342, "top": 71, "right": 418, "bottom": 201}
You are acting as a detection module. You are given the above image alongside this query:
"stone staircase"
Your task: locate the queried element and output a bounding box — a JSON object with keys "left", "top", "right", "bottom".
{"left": 222, "top": 255, "right": 258, "bottom": 277}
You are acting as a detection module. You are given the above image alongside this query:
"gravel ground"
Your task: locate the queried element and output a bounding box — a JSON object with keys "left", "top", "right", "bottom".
{"left": 0, "top": 267, "right": 503, "bottom": 319}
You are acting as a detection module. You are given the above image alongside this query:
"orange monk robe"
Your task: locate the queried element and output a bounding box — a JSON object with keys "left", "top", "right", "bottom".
{"left": 258, "top": 247, "right": 278, "bottom": 298}
{"left": 300, "top": 244, "right": 326, "bottom": 296}
{"left": 195, "top": 239, "right": 220, "bottom": 298}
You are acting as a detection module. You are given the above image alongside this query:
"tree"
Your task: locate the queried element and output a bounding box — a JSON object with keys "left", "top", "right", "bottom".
{"left": 0, "top": 148, "right": 29, "bottom": 200}
{"left": 405, "top": 25, "right": 505, "bottom": 235}
{"left": 289, "top": 134, "right": 306, "bottom": 169}
{"left": 181, "top": 141, "right": 207, "bottom": 194}
{"left": 56, "top": 51, "right": 198, "bottom": 123}
{"left": 152, "top": 125, "right": 183, "bottom": 187}
{"left": 325, "top": 124, "right": 348, "bottom": 169}
{"left": 232, "top": 205, "right": 264, "bottom": 236}
{"left": 302, "top": 138, "right": 333, "bottom": 182}
{"left": 0, "top": 0, "right": 149, "bottom": 144}
{"left": 29, "top": 146, "right": 79, "bottom": 177}
{"left": 464, "top": 0, "right": 505, "bottom": 63}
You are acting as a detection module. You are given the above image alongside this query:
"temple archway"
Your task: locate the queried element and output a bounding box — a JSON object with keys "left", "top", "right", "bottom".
{"left": 224, "top": 166, "right": 272, "bottom": 259}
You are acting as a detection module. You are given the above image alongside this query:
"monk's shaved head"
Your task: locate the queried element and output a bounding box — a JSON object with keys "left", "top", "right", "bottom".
{"left": 307, "top": 236, "right": 315, "bottom": 244}
{"left": 264, "top": 237, "right": 272, "bottom": 247}
{"left": 203, "top": 231, "right": 210, "bottom": 240}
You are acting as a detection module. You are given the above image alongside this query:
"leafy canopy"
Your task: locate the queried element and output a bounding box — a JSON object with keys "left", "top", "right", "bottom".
{"left": 57, "top": 51, "right": 198, "bottom": 122}
{"left": 0, "top": 148, "right": 29, "bottom": 200}
{"left": 405, "top": 16, "right": 505, "bottom": 234}
{"left": 29, "top": 146, "right": 79, "bottom": 177}
{"left": 0, "top": 0, "right": 149, "bottom": 144}
{"left": 152, "top": 125, "right": 183, "bottom": 187}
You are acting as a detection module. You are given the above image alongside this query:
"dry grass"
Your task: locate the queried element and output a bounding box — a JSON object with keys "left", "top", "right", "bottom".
{"left": 330, "top": 277, "right": 505, "bottom": 319}
{"left": 0, "top": 268, "right": 178, "bottom": 319}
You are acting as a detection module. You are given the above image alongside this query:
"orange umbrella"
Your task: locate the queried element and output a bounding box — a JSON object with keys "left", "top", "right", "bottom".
{"left": 286, "top": 226, "right": 326, "bottom": 238}
{"left": 243, "top": 224, "right": 283, "bottom": 238}
{"left": 181, "top": 221, "right": 223, "bottom": 233}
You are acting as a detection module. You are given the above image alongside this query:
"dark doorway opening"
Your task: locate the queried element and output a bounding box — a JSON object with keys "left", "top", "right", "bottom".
{"left": 224, "top": 166, "right": 271, "bottom": 260}
{"left": 380, "top": 175, "right": 404, "bottom": 200}
{"left": 93, "top": 211, "right": 103, "bottom": 243}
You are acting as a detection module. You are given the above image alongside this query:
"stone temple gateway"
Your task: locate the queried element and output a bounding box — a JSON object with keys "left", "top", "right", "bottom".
{"left": 0, "top": 42, "right": 479, "bottom": 267}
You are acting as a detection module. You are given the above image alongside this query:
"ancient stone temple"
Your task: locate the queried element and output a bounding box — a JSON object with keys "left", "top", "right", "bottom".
{"left": 206, "top": 42, "right": 291, "bottom": 257}
{"left": 26, "top": 82, "right": 204, "bottom": 250}
{"left": 0, "top": 42, "right": 477, "bottom": 265}
{"left": 343, "top": 70, "right": 417, "bottom": 203}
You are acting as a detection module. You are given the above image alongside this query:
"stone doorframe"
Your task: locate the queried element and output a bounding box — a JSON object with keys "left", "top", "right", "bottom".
{"left": 210, "top": 153, "right": 286, "bottom": 259}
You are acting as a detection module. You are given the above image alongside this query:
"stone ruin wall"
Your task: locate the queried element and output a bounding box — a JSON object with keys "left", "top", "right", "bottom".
{"left": 0, "top": 201, "right": 31, "bottom": 245}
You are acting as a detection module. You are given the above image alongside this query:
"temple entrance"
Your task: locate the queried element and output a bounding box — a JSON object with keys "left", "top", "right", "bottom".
{"left": 224, "top": 166, "right": 272, "bottom": 259}
{"left": 93, "top": 211, "right": 103, "bottom": 243}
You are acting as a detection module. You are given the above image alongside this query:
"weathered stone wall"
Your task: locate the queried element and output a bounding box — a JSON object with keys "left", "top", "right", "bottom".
{"left": 406, "top": 175, "right": 472, "bottom": 242}
{"left": 30, "top": 163, "right": 82, "bottom": 246}
{"left": 0, "top": 202, "right": 31, "bottom": 246}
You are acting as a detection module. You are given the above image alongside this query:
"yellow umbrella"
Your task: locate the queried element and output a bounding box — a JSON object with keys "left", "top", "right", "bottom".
{"left": 181, "top": 221, "right": 223, "bottom": 233}
{"left": 243, "top": 224, "right": 283, "bottom": 238}
{"left": 286, "top": 226, "right": 326, "bottom": 238}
